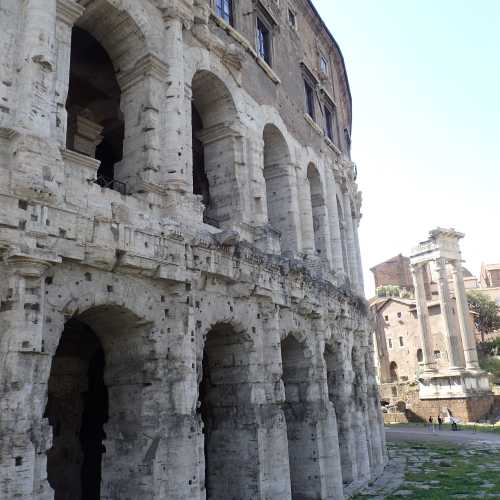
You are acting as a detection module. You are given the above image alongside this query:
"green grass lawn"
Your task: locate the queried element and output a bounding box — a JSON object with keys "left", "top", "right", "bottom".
{"left": 354, "top": 441, "right": 500, "bottom": 499}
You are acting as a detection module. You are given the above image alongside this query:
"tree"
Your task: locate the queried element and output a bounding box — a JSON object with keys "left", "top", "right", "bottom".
{"left": 467, "top": 291, "right": 500, "bottom": 343}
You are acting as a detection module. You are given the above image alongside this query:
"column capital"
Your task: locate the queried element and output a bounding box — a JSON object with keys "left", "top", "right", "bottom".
{"left": 7, "top": 254, "right": 56, "bottom": 278}
{"left": 117, "top": 54, "right": 169, "bottom": 92}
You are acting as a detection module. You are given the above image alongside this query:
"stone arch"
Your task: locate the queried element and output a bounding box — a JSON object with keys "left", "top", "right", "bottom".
{"left": 191, "top": 70, "right": 242, "bottom": 227}
{"left": 262, "top": 124, "right": 300, "bottom": 254}
{"left": 44, "top": 304, "right": 156, "bottom": 499}
{"left": 65, "top": 0, "right": 167, "bottom": 193}
{"left": 198, "top": 321, "right": 260, "bottom": 499}
{"left": 307, "top": 163, "right": 331, "bottom": 260}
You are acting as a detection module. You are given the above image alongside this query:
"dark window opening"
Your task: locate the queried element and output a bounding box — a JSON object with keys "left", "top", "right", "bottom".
{"left": 288, "top": 9, "right": 297, "bottom": 29}
{"left": 66, "top": 27, "right": 124, "bottom": 194}
{"left": 417, "top": 348, "right": 424, "bottom": 363}
{"left": 192, "top": 104, "right": 211, "bottom": 223}
{"left": 320, "top": 55, "right": 328, "bottom": 76}
{"left": 305, "top": 80, "right": 315, "bottom": 120}
{"left": 216, "top": 0, "right": 233, "bottom": 25}
{"left": 257, "top": 18, "right": 271, "bottom": 65}
{"left": 325, "top": 105, "right": 334, "bottom": 141}
{"left": 399, "top": 336, "right": 404, "bottom": 347}
{"left": 45, "top": 319, "right": 108, "bottom": 500}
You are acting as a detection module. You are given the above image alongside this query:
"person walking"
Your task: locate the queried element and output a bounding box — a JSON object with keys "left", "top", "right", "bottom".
{"left": 428, "top": 416, "right": 435, "bottom": 432}
{"left": 437, "top": 415, "right": 443, "bottom": 431}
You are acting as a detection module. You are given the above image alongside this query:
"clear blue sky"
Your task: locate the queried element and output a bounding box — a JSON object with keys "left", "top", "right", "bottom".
{"left": 313, "top": 0, "right": 500, "bottom": 297}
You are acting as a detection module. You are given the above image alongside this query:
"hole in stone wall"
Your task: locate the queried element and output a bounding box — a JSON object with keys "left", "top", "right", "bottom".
{"left": 45, "top": 318, "right": 108, "bottom": 500}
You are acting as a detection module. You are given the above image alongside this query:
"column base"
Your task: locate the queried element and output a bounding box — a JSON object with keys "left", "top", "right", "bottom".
{"left": 419, "top": 370, "right": 492, "bottom": 400}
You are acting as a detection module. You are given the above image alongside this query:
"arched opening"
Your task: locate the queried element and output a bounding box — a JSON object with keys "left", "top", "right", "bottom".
{"left": 325, "top": 343, "right": 357, "bottom": 485}
{"left": 389, "top": 361, "right": 399, "bottom": 382}
{"left": 199, "top": 323, "right": 257, "bottom": 499}
{"left": 417, "top": 349, "right": 424, "bottom": 363}
{"left": 66, "top": 27, "right": 125, "bottom": 193}
{"left": 307, "top": 164, "right": 330, "bottom": 258}
{"left": 281, "top": 335, "right": 319, "bottom": 498}
{"left": 263, "top": 125, "right": 299, "bottom": 254}
{"left": 45, "top": 318, "right": 107, "bottom": 499}
{"left": 45, "top": 306, "right": 151, "bottom": 499}
{"left": 337, "top": 196, "right": 349, "bottom": 273}
{"left": 191, "top": 71, "right": 239, "bottom": 227}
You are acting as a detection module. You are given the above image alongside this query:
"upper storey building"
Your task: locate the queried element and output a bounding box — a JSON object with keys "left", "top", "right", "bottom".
{"left": 0, "top": 0, "right": 364, "bottom": 292}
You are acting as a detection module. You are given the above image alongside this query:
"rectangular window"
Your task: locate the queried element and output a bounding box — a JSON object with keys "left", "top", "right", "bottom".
{"left": 288, "top": 9, "right": 296, "bottom": 29}
{"left": 320, "top": 55, "right": 329, "bottom": 76}
{"left": 324, "top": 105, "right": 333, "bottom": 141}
{"left": 216, "top": 0, "right": 233, "bottom": 25}
{"left": 399, "top": 336, "right": 404, "bottom": 347}
{"left": 388, "top": 338, "right": 393, "bottom": 349}
{"left": 304, "top": 80, "right": 315, "bottom": 119}
{"left": 434, "top": 350, "right": 441, "bottom": 359}
{"left": 257, "top": 18, "right": 271, "bottom": 65}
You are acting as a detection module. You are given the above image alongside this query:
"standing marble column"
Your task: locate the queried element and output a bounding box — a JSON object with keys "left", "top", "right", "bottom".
{"left": 411, "top": 264, "right": 437, "bottom": 373}
{"left": 450, "top": 260, "right": 480, "bottom": 370}
{"left": 435, "top": 258, "right": 464, "bottom": 371}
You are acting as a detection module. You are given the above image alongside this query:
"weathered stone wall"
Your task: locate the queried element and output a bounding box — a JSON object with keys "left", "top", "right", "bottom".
{"left": 0, "top": 0, "right": 385, "bottom": 498}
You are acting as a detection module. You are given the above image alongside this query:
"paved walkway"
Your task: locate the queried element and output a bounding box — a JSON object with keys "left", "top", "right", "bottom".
{"left": 386, "top": 425, "right": 500, "bottom": 445}
{"left": 352, "top": 427, "right": 500, "bottom": 499}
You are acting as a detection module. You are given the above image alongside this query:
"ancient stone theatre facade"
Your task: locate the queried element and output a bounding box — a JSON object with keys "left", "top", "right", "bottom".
{"left": 0, "top": 0, "right": 386, "bottom": 498}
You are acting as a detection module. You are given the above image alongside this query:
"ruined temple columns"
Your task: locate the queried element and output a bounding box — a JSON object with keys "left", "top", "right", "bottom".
{"left": 450, "top": 260, "right": 481, "bottom": 370}
{"left": 435, "top": 258, "right": 465, "bottom": 371}
{"left": 411, "top": 264, "right": 437, "bottom": 373}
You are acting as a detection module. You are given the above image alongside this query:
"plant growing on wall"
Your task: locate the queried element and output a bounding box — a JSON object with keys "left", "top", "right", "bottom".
{"left": 467, "top": 291, "right": 500, "bottom": 343}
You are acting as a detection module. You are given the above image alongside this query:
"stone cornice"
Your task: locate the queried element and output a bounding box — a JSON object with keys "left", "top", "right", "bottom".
{"left": 56, "top": 0, "right": 84, "bottom": 26}
{"left": 118, "top": 55, "right": 169, "bottom": 92}
{"left": 61, "top": 148, "right": 100, "bottom": 171}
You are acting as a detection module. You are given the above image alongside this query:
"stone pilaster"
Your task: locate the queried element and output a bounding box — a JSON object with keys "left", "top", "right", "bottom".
{"left": 117, "top": 54, "right": 169, "bottom": 193}
{"left": 410, "top": 264, "right": 437, "bottom": 373}
{"left": 54, "top": 0, "right": 84, "bottom": 146}
{"left": 343, "top": 191, "right": 359, "bottom": 291}
{"left": 0, "top": 255, "right": 55, "bottom": 500}
{"left": 298, "top": 167, "right": 316, "bottom": 256}
{"left": 450, "top": 260, "right": 481, "bottom": 370}
{"left": 14, "top": 0, "right": 57, "bottom": 137}
{"left": 352, "top": 216, "right": 365, "bottom": 295}
{"left": 325, "top": 168, "right": 345, "bottom": 276}
{"left": 435, "top": 258, "right": 464, "bottom": 371}
{"left": 162, "top": 14, "right": 189, "bottom": 191}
